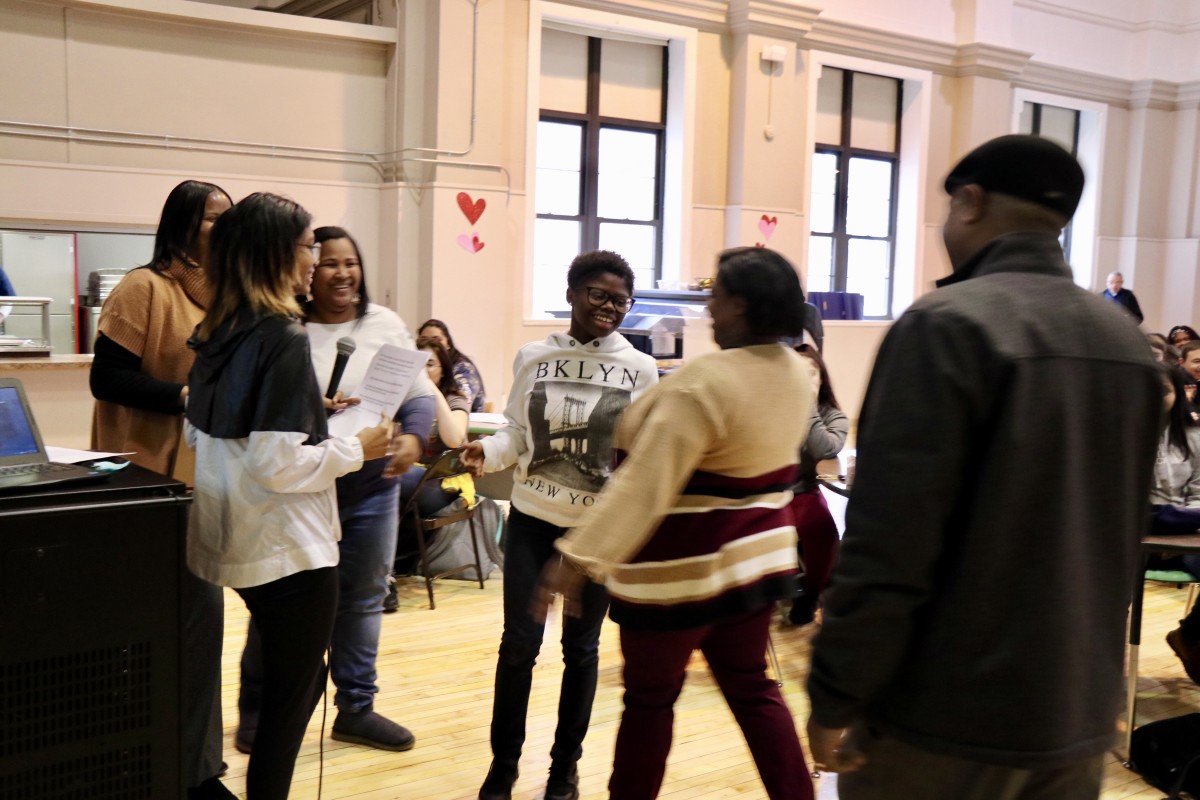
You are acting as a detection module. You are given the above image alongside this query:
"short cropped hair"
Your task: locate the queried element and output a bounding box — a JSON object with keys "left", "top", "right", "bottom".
{"left": 566, "top": 250, "right": 635, "bottom": 294}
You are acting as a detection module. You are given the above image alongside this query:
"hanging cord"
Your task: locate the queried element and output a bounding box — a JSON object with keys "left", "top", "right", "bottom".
{"left": 316, "top": 645, "right": 331, "bottom": 800}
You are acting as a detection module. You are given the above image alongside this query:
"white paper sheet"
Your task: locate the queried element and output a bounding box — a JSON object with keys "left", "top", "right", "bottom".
{"left": 46, "top": 446, "right": 133, "bottom": 463}
{"left": 327, "top": 344, "right": 427, "bottom": 438}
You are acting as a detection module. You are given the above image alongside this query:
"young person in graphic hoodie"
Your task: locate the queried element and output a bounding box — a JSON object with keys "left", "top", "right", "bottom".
{"left": 462, "top": 250, "right": 658, "bottom": 800}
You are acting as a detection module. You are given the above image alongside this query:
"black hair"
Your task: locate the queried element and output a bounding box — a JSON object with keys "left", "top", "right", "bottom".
{"left": 304, "top": 225, "right": 371, "bottom": 320}
{"left": 418, "top": 318, "right": 473, "bottom": 368}
{"left": 198, "top": 192, "right": 311, "bottom": 340}
{"left": 795, "top": 343, "right": 841, "bottom": 411}
{"left": 148, "top": 180, "right": 231, "bottom": 271}
{"left": 715, "top": 247, "right": 806, "bottom": 338}
{"left": 1163, "top": 363, "right": 1195, "bottom": 462}
{"left": 1170, "top": 325, "right": 1200, "bottom": 345}
{"left": 565, "top": 250, "right": 635, "bottom": 294}
{"left": 416, "top": 336, "right": 465, "bottom": 398}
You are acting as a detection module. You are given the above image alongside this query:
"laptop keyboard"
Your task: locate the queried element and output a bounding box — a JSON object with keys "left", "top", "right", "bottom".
{"left": 0, "top": 462, "right": 78, "bottom": 477}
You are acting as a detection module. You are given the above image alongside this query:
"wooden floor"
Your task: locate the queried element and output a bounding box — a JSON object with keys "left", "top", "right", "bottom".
{"left": 214, "top": 577, "right": 1200, "bottom": 800}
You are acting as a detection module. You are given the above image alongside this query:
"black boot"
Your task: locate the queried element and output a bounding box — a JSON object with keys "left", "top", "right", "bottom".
{"left": 478, "top": 759, "right": 519, "bottom": 800}
{"left": 545, "top": 762, "right": 579, "bottom": 800}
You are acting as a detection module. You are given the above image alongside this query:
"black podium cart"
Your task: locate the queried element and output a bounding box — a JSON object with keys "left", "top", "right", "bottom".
{"left": 0, "top": 465, "right": 190, "bottom": 799}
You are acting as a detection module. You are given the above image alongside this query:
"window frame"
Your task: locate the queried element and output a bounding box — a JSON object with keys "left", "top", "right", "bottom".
{"left": 534, "top": 36, "right": 669, "bottom": 306}
{"left": 810, "top": 68, "right": 903, "bottom": 320}
{"left": 1021, "top": 101, "right": 1081, "bottom": 263}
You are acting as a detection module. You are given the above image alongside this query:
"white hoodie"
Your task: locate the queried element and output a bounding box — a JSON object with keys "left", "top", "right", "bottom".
{"left": 481, "top": 331, "right": 658, "bottom": 527}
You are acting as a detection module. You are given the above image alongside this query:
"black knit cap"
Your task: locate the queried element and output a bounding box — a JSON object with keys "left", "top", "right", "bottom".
{"left": 943, "top": 134, "right": 1085, "bottom": 219}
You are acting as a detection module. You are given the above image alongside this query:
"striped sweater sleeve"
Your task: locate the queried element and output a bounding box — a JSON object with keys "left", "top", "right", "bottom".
{"left": 555, "top": 384, "right": 720, "bottom": 579}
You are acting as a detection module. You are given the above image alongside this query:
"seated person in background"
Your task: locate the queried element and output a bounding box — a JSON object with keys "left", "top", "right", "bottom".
{"left": 1180, "top": 341, "right": 1200, "bottom": 415}
{"left": 788, "top": 344, "right": 849, "bottom": 626}
{"left": 417, "top": 318, "right": 488, "bottom": 411}
{"left": 398, "top": 336, "right": 472, "bottom": 518}
{"left": 1169, "top": 324, "right": 1200, "bottom": 349}
{"left": 1147, "top": 364, "right": 1200, "bottom": 684}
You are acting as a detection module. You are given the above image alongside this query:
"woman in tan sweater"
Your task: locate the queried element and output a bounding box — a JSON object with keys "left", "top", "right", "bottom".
{"left": 536, "top": 247, "right": 816, "bottom": 800}
{"left": 89, "top": 179, "right": 235, "bottom": 800}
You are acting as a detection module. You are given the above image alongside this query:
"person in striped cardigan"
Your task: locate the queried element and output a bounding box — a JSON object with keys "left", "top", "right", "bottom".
{"left": 536, "top": 247, "right": 817, "bottom": 800}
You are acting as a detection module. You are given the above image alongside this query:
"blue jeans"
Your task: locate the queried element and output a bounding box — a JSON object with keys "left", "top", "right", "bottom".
{"left": 488, "top": 506, "right": 609, "bottom": 768}
{"left": 399, "top": 465, "right": 458, "bottom": 517}
{"left": 241, "top": 484, "right": 400, "bottom": 719}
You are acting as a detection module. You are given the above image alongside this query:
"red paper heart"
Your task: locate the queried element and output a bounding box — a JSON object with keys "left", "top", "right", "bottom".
{"left": 755, "top": 242, "right": 765, "bottom": 247}
{"left": 472, "top": 235, "right": 485, "bottom": 253}
{"left": 457, "top": 192, "right": 486, "bottom": 225}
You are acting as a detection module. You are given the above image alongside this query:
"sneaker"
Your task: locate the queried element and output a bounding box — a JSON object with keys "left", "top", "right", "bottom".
{"left": 545, "top": 763, "right": 579, "bottom": 800}
{"left": 383, "top": 576, "right": 399, "bottom": 614}
{"left": 1167, "top": 627, "right": 1200, "bottom": 683}
{"left": 787, "top": 592, "right": 817, "bottom": 627}
{"left": 331, "top": 709, "right": 415, "bottom": 751}
{"left": 187, "top": 776, "right": 238, "bottom": 800}
{"left": 478, "top": 760, "right": 519, "bottom": 800}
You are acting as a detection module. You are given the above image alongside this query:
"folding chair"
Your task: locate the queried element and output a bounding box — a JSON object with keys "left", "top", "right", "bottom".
{"left": 399, "top": 447, "right": 486, "bottom": 610}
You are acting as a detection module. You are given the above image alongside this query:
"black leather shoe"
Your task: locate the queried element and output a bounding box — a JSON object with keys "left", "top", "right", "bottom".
{"left": 478, "top": 760, "right": 519, "bottom": 800}
{"left": 545, "top": 763, "right": 579, "bottom": 800}
{"left": 383, "top": 576, "right": 399, "bottom": 613}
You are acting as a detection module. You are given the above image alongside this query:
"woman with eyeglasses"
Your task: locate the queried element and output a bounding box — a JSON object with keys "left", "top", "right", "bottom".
{"left": 185, "top": 194, "right": 393, "bottom": 800}
{"left": 417, "top": 318, "right": 488, "bottom": 412}
{"left": 460, "top": 250, "right": 658, "bottom": 800}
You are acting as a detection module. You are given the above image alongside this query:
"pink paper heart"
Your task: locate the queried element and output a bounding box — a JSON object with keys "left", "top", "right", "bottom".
{"left": 456, "top": 192, "right": 486, "bottom": 225}
{"left": 457, "top": 233, "right": 485, "bottom": 253}
{"left": 758, "top": 215, "right": 778, "bottom": 240}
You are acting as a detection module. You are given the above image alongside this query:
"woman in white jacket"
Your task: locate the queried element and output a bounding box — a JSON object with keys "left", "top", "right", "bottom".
{"left": 185, "top": 194, "right": 392, "bottom": 800}
{"left": 462, "top": 251, "right": 658, "bottom": 800}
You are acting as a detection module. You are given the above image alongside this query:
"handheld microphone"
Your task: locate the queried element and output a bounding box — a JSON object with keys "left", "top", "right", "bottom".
{"left": 326, "top": 337, "right": 356, "bottom": 399}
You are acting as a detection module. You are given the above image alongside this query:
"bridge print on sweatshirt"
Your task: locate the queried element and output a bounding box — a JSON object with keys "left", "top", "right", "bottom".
{"left": 526, "top": 381, "right": 631, "bottom": 494}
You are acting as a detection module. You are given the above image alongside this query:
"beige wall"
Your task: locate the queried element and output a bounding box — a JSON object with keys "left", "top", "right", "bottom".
{"left": 7, "top": 0, "right": 1200, "bottom": 444}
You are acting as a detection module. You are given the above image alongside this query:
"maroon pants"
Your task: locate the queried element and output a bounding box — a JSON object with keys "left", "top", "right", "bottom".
{"left": 792, "top": 489, "right": 839, "bottom": 597}
{"left": 609, "top": 605, "right": 815, "bottom": 800}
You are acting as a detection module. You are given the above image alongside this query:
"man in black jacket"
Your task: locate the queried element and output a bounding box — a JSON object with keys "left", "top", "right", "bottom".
{"left": 806, "top": 135, "right": 1161, "bottom": 800}
{"left": 1101, "top": 271, "right": 1144, "bottom": 323}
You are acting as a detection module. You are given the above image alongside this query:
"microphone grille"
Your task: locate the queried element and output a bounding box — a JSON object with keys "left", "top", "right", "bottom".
{"left": 335, "top": 337, "right": 357, "bottom": 356}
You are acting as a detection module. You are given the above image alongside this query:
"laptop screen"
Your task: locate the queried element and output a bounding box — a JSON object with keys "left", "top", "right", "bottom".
{"left": 0, "top": 386, "right": 40, "bottom": 458}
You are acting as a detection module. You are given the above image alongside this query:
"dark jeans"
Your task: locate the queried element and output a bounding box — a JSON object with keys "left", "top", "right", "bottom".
{"left": 235, "top": 567, "right": 338, "bottom": 800}
{"left": 609, "top": 605, "right": 813, "bottom": 800}
{"left": 489, "top": 506, "right": 609, "bottom": 769}
{"left": 838, "top": 728, "right": 1104, "bottom": 800}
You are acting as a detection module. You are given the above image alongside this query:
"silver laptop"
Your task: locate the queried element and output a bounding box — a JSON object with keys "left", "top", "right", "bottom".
{"left": 0, "top": 377, "right": 108, "bottom": 493}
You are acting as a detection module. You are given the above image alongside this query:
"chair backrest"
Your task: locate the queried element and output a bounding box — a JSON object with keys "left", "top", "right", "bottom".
{"left": 422, "top": 446, "right": 469, "bottom": 482}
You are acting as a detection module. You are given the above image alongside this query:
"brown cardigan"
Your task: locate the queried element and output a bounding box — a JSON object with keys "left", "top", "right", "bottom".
{"left": 91, "top": 259, "right": 211, "bottom": 485}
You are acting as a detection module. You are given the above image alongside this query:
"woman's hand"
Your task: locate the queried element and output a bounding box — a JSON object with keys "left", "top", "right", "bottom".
{"left": 355, "top": 413, "right": 393, "bottom": 461}
{"left": 530, "top": 555, "right": 587, "bottom": 623}
{"left": 324, "top": 391, "right": 361, "bottom": 412}
{"left": 460, "top": 441, "right": 487, "bottom": 477}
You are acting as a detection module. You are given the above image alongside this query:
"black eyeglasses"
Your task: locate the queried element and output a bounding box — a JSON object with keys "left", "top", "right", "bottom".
{"left": 583, "top": 287, "right": 634, "bottom": 313}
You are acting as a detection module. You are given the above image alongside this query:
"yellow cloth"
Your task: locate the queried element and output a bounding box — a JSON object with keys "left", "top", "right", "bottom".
{"left": 440, "top": 473, "right": 476, "bottom": 507}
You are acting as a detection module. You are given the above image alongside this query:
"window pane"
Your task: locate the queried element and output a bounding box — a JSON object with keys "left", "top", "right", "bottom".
{"left": 1018, "top": 101, "right": 1035, "bottom": 135}
{"left": 846, "top": 238, "right": 890, "bottom": 317}
{"left": 533, "top": 218, "right": 581, "bottom": 314}
{"left": 598, "top": 222, "right": 657, "bottom": 286}
{"left": 599, "top": 39, "right": 664, "bottom": 123}
{"left": 536, "top": 121, "right": 582, "bottom": 216}
{"left": 1038, "top": 105, "right": 1078, "bottom": 154}
{"left": 849, "top": 72, "right": 899, "bottom": 152}
{"left": 598, "top": 128, "right": 658, "bottom": 221}
{"left": 810, "top": 152, "right": 838, "bottom": 234}
{"left": 807, "top": 235, "right": 833, "bottom": 293}
{"left": 815, "top": 67, "right": 843, "bottom": 146}
{"left": 846, "top": 157, "right": 893, "bottom": 238}
{"left": 540, "top": 28, "right": 588, "bottom": 114}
